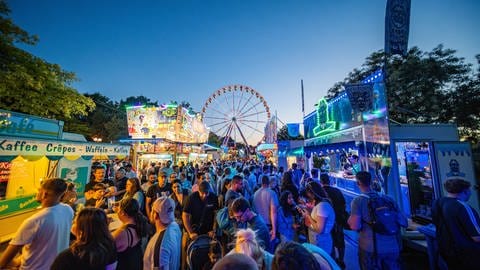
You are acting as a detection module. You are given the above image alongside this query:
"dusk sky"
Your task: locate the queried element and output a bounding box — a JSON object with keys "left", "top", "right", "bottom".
{"left": 8, "top": 0, "right": 480, "bottom": 128}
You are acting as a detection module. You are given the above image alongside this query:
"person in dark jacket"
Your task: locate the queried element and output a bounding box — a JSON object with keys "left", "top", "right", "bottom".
{"left": 432, "top": 178, "right": 480, "bottom": 270}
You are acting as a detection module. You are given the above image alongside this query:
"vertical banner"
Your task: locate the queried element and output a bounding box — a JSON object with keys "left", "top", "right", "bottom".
{"left": 385, "top": 0, "right": 411, "bottom": 56}
{"left": 345, "top": 83, "right": 374, "bottom": 113}
{"left": 264, "top": 116, "right": 277, "bottom": 144}
{"left": 434, "top": 142, "right": 479, "bottom": 212}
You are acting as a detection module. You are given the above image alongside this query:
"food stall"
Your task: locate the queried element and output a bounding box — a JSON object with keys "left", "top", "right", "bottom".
{"left": 278, "top": 140, "right": 305, "bottom": 170}
{"left": 125, "top": 103, "right": 209, "bottom": 168}
{"left": 0, "top": 110, "right": 130, "bottom": 242}
{"left": 390, "top": 124, "right": 479, "bottom": 221}
{"left": 304, "top": 70, "right": 391, "bottom": 209}
{"left": 256, "top": 143, "right": 278, "bottom": 165}
{"left": 302, "top": 70, "right": 479, "bottom": 227}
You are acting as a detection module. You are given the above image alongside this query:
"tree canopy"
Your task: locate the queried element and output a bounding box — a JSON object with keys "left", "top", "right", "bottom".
{"left": 326, "top": 45, "right": 480, "bottom": 142}
{"left": 0, "top": 0, "right": 95, "bottom": 120}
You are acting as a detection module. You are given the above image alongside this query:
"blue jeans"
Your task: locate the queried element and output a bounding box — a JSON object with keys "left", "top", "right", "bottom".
{"left": 358, "top": 249, "right": 401, "bottom": 270}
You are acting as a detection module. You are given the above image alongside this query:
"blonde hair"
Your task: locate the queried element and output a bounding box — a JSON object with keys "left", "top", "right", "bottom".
{"left": 234, "top": 228, "right": 264, "bottom": 263}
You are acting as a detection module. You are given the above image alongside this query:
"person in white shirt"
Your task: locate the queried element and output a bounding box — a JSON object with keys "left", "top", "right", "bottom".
{"left": 300, "top": 182, "right": 335, "bottom": 254}
{"left": 124, "top": 163, "right": 138, "bottom": 179}
{"left": 143, "top": 197, "right": 181, "bottom": 270}
{"left": 0, "top": 178, "right": 74, "bottom": 270}
{"left": 252, "top": 175, "right": 279, "bottom": 251}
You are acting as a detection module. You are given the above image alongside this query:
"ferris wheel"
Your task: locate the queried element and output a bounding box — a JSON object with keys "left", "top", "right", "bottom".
{"left": 201, "top": 85, "right": 271, "bottom": 151}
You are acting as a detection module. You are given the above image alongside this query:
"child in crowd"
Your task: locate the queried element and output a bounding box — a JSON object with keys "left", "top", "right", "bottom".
{"left": 202, "top": 240, "right": 223, "bottom": 270}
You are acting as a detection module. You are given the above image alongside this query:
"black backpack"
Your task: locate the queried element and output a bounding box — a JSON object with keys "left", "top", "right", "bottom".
{"left": 362, "top": 194, "right": 400, "bottom": 235}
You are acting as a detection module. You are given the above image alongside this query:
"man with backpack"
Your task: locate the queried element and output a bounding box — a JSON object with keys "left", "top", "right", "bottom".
{"left": 348, "top": 171, "right": 407, "bottom": 270}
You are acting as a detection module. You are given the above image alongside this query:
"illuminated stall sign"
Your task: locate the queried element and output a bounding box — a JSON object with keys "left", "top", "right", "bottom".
{"left": 304, "top": 70, "right": 388, "bottom": 142}
{"left": 313, "top": 98, "right": 338, "bottom": 136}
{"left": 0, "top": 137, "right": 130, "bottom": 157}
{"left": 126, "top": 104, "right": 209, "bottom": 143}
{"left": 303, "top": 70, "right": 392, "bottom": 193}
{"left": 0, "top": 109, "right": 63, "bottom": 139}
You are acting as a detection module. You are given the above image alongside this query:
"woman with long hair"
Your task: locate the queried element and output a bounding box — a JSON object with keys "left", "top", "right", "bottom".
{"left": 269, "top": 175, "right": 281, "bottom": 197}
{"left": 122, "top": 177, "right": 145, "bottom": 212}
{"left": 51, "top": 208, "right": 117, "bottom": 270}
{"left": 170, "top": 179, "right": 189, "bottom": 229}
{"left": 300, "top": 182, "right": 336, "bottom": 253}
{"left": 280, "top": 171, "right": 299, "bottom": 201}
{"left": 277, "top": 191, "right": 300, "bottom": 242}
{"left": 112, "top": 197, "right": 148, "bottom": 270}
{"left": 229, "top": 228, "right": 273, "bottom": 270}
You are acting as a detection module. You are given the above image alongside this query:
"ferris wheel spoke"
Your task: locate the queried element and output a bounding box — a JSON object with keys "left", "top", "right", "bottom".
{"left": 237, "top": 121, "right": 265, "bottom": 135}
{"left": 238, "top": 110, "right": 268, "bottom": 120}
{"left": 223, "top": 92, "right": 233, "bottom": 115}
{"left": 212, "top": 121, "right": 233, "bottom": 138}
{"left": 232, "top": 92, "right": 236, "bottom": 116}
{"left": 233, "top": 122, "right": 251, "bottom": 150}
{"left": 237, "top": 119, "right": 267, "bottom": 124}
{"left": 218, "top": 97, "right": 234, "bottom": 117}
{"left": 208, "top": 122, "right": 229, "bottom": 135}
{"left": 236, "top": 93, "right": 255, "bottom": 117}
{"left": 237, "top": 100, "right": 264, "bottom": 118}
{"left": 204, "top": 116, "right": 230, "bottom": 121}
{"left": 206, "top": 106, "right": 230, "bottom": 119}
{"left": 234, "top": 90, "right": 245, "bottom": 116}
{"left": 207, "top": 120, "right": 231, "bottom": 129}
{"left": 233, "top": 123, "right": 238, "bottom": 144}
{"left": 222, "top": 123, "right": 234, "bottom": 146}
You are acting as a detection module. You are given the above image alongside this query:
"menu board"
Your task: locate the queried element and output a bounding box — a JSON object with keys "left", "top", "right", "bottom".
{"left": 0, "top": 162, "right": 11, "bottom": 199}
{"left": 0, "top": 161, "right": 11, "bottom": 182}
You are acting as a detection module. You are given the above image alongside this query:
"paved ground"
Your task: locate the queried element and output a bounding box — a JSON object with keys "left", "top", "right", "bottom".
{"left": 1, "top": 230, "right": 430, "bottom": 270}
{"left": 343, "top": 231, "right": 430, "bottom": 270}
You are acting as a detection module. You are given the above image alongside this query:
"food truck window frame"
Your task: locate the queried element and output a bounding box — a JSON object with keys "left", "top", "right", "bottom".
{"left": 394, "top": 140, "right": 440, "bottom": 224}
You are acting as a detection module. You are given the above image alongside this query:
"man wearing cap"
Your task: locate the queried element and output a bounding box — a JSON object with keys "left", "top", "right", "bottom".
{"left": 146, "top": 172, "right": 172, "bottom": 218}
{"left": 0, "top": 178, "right": 74, "bottom": 270}
{"left": 144, "top": 197, "right": 181, "bottom": 270}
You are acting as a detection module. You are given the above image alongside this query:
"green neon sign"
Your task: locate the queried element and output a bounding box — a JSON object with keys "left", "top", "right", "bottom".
{"left": 313, "top": 98, "right": 338, "bottom": 136}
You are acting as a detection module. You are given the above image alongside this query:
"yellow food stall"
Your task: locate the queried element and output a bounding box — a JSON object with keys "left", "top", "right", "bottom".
{"left": 0, "top": 110, "right": 130, "bottom": 242}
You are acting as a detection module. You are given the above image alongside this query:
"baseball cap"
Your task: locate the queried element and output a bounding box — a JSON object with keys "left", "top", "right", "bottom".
{"left": 152, "top": 197, "right": 175, "bottom": 224}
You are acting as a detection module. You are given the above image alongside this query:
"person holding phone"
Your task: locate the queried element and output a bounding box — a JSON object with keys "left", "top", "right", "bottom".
{"left": 85, "top": 183, "right": 109, "bottom": 210}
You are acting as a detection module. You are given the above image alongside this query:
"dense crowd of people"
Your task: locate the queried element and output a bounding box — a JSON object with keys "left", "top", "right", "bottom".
{"left": 0, "top": 158, "right": 479, "bottom": 270}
